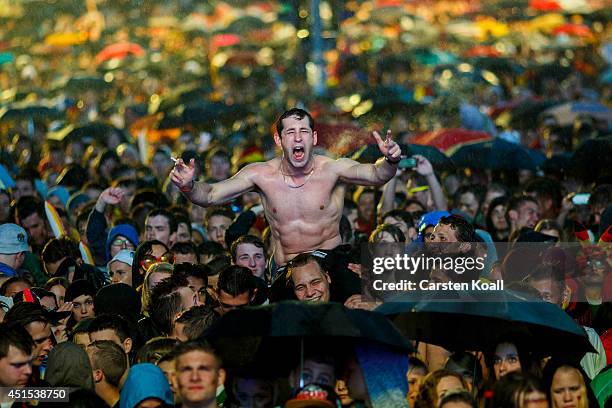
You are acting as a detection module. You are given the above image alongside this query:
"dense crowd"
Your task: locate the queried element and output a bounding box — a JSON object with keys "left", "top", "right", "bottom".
{"left": 0, "top": 1, "right": 611, "bottom": 407}
{"left": 0, "top": 102, "right": 610, "bottom": 407}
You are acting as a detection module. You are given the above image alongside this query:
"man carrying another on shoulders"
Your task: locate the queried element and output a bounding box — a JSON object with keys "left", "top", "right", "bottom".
{"left": 172, "top": 108, "right": 401, "bottom": 279}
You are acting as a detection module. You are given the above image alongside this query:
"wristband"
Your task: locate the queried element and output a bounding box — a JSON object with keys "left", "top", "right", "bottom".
{"left": 385, "top": 156, "right": 400, "bottom": 165}
{"left": 180, "top": 180, "right": 195, "bottom": 193}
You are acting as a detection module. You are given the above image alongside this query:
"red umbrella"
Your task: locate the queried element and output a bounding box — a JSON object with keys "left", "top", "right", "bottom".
{"left": 529, "top": 0, "right": 562, "bottom": 11}
{"left": 552, "top": 23, "right": 593, "bottom": 38}
{"left": 464, "top": 45, "right": 501, "bottom": 58}
{"left": 410, "top": 128, "right": 493, "bottom": 154}
{"left": 95, "top": 42, "right": 145, "bottom": 65}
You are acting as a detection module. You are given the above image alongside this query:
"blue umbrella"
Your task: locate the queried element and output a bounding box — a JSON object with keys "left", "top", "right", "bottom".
{"left": 376, "top": 290, "right": 593, "bottom": 355}
{"left": 542, "top": 101, "right": 612, "bottom": 126}
{"left": 451, "top": 138, "right": 545, "bottom": 170}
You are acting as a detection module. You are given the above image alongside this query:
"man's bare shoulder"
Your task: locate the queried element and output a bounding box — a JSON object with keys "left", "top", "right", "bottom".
{"left": 323, "top": 156, "right": 360, "bottom": 172}
{"left": 235, "top": 159, "right": 278, "bottom": 177}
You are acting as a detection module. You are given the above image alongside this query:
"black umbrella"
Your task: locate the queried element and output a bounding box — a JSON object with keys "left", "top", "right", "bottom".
{"left": 205, "top": 301, "right": 413, "bottom": 374}
{"left": 153, "top": 84, "right": 212, "bottom": 114}
{"left": 377, "top": 290, "right": 593, "bottom": 356}
{"left": 57, "top": 76, "right": 112, "bottom": 93}
{"left": 63, "top": 122, "right": 127, "bottom": 144}
{"left": 471, "top": 57, "right": 524, "bottom": 77}
{"left": 0, "top": 105, "right": 63, "bottom": 122}
{"left": 450, "top": 138, "right": 545, "bottom": 170}
{"left": 570, "top": 135, "right": 612, "bottom": 183}
{"left": 509, "top": 99, "right": 561, "bottom": 129}
{"left": 178, "top": 102, "right": 249, "bottom": 128}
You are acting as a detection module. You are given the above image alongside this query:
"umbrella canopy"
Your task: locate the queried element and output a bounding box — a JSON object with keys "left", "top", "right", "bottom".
{"left": 56, "top": 76, "right": 112, "bottom": 94}
{"left": 376, "top": 290, "right": 593, "bottom": 355}
{"left": 464, "top": 45, "right": 502, "bottom": 58}
{"left": 61, "top": 122, "right": 127, "bottom": 144}
{"left": 541, "top": 101, "right": 611, "bottom": 126}
{"left": 95, "top": 42, "right": 145, "bottom": 65}
{"left": 497, "top": 99, "right": 561, "bottom": 129}
{"left": 0, "top": 52, "right": 15, "bottom": 65}
{"left": 410, "top": 128, "right": 493, "bottom": 154}
{"left": 151, "top": 84, "right": 212, "bottom": 114}
{"left": 159, "top": 102, "right": 249, "bottom": 129}
{"left": 205, "top": 300, "right": 413, "bottom": 373}
{"left": 410, "top": 48, "right": 458, "bottom": 67}
{"left": 350, "top": 143, "right": 455, "bottom": 171}
{"left": 471, "top": 57, "right": 524, "bottom": 76}
{"left": 451, "top": 138, "right": 546, "bottom": 170}
{"left": 0, "top": 105, "right": 63, "bottom": 123}
{"left": 552, "top": 22, "right": 593, "bottom": 38}
{"left": 529, "top": 0, "right": 562, "bottom": 11}
{"left": 570, "top": 136, "right": 612, "bottom": 183}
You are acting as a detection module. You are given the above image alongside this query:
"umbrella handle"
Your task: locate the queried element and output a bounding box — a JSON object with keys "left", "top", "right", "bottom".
{"left": 299, "top": 337, "right": 304, "bottom": 388}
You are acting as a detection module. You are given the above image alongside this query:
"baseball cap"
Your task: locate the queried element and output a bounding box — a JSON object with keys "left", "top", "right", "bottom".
{"left": 285, "top": 384, "right": 340, "bottom": 408}
{"left": 0, "top": 223, "right": 29, "bottom": 254}
{"left": 108, "top": 249, "right": 135, "bottom": 269}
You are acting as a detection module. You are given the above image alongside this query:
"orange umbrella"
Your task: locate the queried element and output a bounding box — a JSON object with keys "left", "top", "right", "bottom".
{"left": 410, "top": 128, "right": 493, "bottom": 154}
{"left": 95, "top": 42, "right": 145, "bottom": 65}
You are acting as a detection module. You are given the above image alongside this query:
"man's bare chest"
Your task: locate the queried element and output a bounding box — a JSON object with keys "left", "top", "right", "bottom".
{"left": 257, "top": 174, "right": 342, "bottom": 220}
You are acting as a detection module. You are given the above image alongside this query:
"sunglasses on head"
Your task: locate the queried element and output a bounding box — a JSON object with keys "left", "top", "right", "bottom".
{"left": 140, "top": 252, "right": 175, "bottom": 270}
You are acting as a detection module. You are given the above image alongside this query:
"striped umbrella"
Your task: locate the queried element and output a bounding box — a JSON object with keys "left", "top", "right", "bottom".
{"left": 410, "top": 128, "right": 493, "bottom": 155}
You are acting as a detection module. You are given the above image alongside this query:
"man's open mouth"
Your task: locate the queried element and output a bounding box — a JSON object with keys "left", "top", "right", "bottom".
{"left": 292, "top": 146, "right": 305, "bottom": 160}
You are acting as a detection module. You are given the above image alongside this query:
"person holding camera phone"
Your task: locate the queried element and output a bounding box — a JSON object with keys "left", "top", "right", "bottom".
{"left": 378, "top": 154, "right": 448, "bottom": 224}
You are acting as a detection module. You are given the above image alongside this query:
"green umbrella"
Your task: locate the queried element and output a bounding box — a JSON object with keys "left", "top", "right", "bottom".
{"left": 410, "top": 48, "right": 458, "bottom": 66}
{"left": 205, "top": 300, "right": 413, "bottom": 373}
{"left": 377, "top": 290, "right": 593, "bottom": 356}
{"left": 591, "top": 367, "right": 612, "bottom": 407}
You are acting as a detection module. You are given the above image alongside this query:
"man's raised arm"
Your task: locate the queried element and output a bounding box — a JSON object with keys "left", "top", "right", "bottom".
{"left": 171, "top": 158, "right": 255, "bottom": 207}
{"left": 336, "top": 130, "right": 402, "bottom": 186}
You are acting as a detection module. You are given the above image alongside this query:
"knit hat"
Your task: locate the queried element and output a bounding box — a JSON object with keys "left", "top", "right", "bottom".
{"left": 106, "top": 224, "right": 139, "bottom": 260}
{"left": 65, "top": 279, "right": 97, "bottom": 303}
{"left": 94, "top": 283, "right": 141, "bottom": 324}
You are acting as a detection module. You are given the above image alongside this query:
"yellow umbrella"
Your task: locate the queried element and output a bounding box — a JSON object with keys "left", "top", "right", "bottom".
{"left": 44, "top": 32, "right": 88, "bottom": 47}
{"left": 526, "top": 13, "right": 565, "bottom": 33}
{"left": 476, "top": 17, "right": 510, "bottom": 40}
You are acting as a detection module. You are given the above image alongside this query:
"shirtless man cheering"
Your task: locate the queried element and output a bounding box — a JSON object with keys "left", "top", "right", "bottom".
{"left": 171, "top": 108, "right": 401, "bottom": 267}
